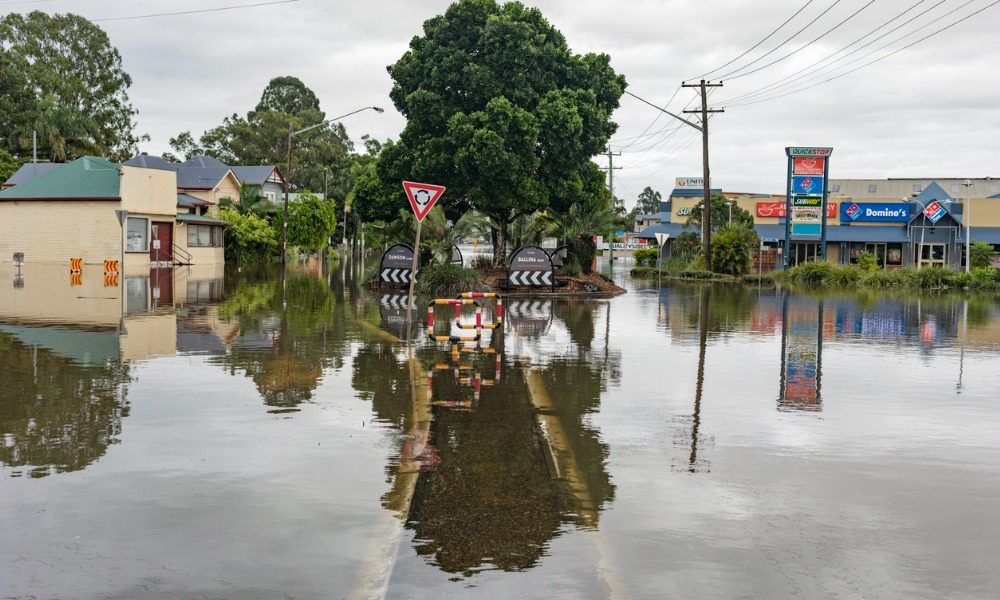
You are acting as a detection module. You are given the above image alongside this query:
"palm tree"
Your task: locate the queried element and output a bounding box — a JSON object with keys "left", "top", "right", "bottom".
{"left": 17, "top": 95, "right": 104, "bottom": 161}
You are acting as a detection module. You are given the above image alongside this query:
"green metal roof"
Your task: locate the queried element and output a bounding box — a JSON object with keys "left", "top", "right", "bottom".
{"left": 176, "top": 213, "right": 231, "bottom": 225}
{"left": 177, "top": 193, "right": 212, "bottom": 208}
{"left": 0, "top": 156, "right": 121, "bottom": 200}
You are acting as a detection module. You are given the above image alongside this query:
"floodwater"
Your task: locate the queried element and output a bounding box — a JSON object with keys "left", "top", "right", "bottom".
{"left": 2, "top": 257, "right": 999, "bottom": 599}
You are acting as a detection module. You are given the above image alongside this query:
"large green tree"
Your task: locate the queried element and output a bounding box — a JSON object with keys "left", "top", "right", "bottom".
{"left": 0, "top": 11, "right": 142, "bottom": 161}
{"left": 175, "top": 76, "right": 354, "bottom": 196}
{"left": 630, "top": 186, "right": 662, "bottom": 219}
{"left": 381, "top": 0, "right": 626, "bottom": 265}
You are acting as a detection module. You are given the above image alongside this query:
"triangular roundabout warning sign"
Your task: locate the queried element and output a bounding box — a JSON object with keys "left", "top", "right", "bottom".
{"left": 403, "top": 181, "right": 446, "bottom": 222}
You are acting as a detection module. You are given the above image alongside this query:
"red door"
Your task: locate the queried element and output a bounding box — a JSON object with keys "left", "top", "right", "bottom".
{"left": 150, "top": 222, "right": 174, "bottom": 263}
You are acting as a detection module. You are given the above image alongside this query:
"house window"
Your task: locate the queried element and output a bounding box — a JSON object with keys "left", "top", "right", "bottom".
{"left": 188, "top": 224, "right": 222, "bottom": 247}
{"left": 126, "top": 216, "right": 148, "bottom": 252}
{"left": 868, "top": 184, "right": 877, "bottom": 193}
{"left": 265, "top": 191, "right": 276, "bottom": 202}
{"left": 912, "top": 184, "right": 922, "bottom": 193}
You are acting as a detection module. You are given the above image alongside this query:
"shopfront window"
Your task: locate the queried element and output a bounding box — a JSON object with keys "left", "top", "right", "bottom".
{"left": 126, "top": 217, "right": 148, "bottom": 252}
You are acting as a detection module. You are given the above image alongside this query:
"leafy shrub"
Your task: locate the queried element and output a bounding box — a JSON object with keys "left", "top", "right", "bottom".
{"left": 664, "top": 255, "right": 691, "bottom": 274}
{"left": 911, "top": 265, "right": 952, "bottom": 288}
{"left": 416, "top": 262, "right": 483, "bottom": 296}
{"left": 633, "top": 247, "right": 659, "bottom": 267}
{"left": 710, "top": 222, "right": 758, "bottom": 276}
{"left": 470, "top": 253, "right": 494, "bottom": 269}
{"left": 786, "top": 260, "right": 835, "bottom": 285}
{"left": 855, "top": 251, "right": 881, "bottom": 273}
{"left": 970, "top": 240, "right": 997, "bottom": 269}
{"left": 829, "top": 265, "right": 863, "bottom": 286}
{"left": 560, "top": 259, "right": 582, "bottom": 277}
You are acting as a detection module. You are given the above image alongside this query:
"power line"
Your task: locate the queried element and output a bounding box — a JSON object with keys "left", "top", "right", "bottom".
{"left": 92, "top": 0, "right": 303, "bottom": 22}
{"left": 724, "top": 0, "right": 876, "bottom": 81}
{"left": 717, "top": 0, "right": 846, "bottom": 80}
{"left": 721, "top": 0, "right": 942, "bottom": 105}
{"left": 694, "top": 0, "right": 816, "bottom": 80}
{"left": 726, "top": 0, "right": 1000, "bottom": 107}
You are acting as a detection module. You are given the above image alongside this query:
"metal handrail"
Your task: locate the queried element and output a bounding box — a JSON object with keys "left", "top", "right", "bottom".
{"left": 172, "top": 243, "right": 193, "bottom": 265}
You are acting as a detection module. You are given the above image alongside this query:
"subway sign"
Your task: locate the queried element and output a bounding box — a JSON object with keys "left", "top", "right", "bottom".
{"left": 841, "top": 202, "right": 910, "bottom": 223}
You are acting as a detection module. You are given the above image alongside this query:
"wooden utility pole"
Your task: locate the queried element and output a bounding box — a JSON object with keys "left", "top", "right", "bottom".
{"left": 603, "top": 145, "right": 622, "bottom": 264}
{"left": 683, "top": 80, "right": 723, "bottom": 272}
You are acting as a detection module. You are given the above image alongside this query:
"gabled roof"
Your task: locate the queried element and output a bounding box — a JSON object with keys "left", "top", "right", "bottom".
{"left": 175, "top": 167, "right": 236, "bottom": 190}
{"left": 2, "top": 162, "right": 62, "bottom": 188}
{"left": 181, "top": 155, "right": 228, "bottom": 169}
{"left": 177, "top": 193, "right": 213, "bottom": 207}
{"left": 913, "top": 181, "right": 952, "bottom": 204}
{"left": 123, "top": 153, "right": 176, "bottom": 171}
{"left": 0, "top": 156, "right": 120, "bottom": 200}
{"left": 230, "top": 165, "right": 281, "bottom": 186}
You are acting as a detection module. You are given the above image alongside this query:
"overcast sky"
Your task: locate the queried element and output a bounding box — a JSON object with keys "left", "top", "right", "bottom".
{"left": 4, "top": 0, "right": 998, "bottom": 208}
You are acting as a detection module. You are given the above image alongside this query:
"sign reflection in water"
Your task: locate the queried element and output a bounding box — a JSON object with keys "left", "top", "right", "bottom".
{"left": 778, "top": 293, "right": 824, "bottom": 411}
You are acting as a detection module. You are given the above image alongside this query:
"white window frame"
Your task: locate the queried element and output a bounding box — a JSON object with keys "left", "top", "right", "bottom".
{"left": 126, "top": 216, "right": 149, "bottom": 253}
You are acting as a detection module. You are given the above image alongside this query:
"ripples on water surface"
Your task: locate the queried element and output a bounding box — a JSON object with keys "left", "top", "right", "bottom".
{"left": 1, "top": 259, "right": 998, "bottom": 599}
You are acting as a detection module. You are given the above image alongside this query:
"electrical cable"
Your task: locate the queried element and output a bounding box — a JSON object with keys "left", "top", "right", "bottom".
{"left": 724, "top": 0, "right": 876, "bottom": 81}
{"left": 92, "top": 0, "right": 303, "bottom": 22}
{"left": 694, "top": 0, "right": 816, "bottom": 80}
{"left": 721, "top": 0, "right": 944, "bottom": 105}
{"left": 725, "top": 0, "right": 999, "bottom": 106}
{"left": 716, "top": 0, "right": 846, "bottom": 80}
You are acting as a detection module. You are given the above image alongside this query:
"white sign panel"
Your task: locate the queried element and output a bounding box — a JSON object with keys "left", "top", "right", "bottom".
{"left": 675, "top": 177, "right": 710, "bottom": 189}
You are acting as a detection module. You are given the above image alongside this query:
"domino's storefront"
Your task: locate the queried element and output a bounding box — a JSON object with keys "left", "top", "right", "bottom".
{"left": 639, "top": 196, "right": 970, "bottom": 271}
{"left": 754, "top": 200, "right": 965, "bottom": 270}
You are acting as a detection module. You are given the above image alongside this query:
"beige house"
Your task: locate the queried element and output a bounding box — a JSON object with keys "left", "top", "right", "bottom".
{"left": 0, "top": 156, "right": 227, "bottom": 268}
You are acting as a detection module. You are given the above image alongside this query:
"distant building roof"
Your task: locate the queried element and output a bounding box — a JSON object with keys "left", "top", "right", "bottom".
{"left": 175, "top": 167, "right": 235, "bottom": 190}
{"left": 181, "top": 155, "right": 228, "bottom": 169}
{"left": 2, "top": 162, "right": 62, "bottom": 188}
{"left": 230, "top": 165, "right": 280, "bottom": 186}
{"left": 122, "top": 153, "right": 176, "bottom": 171}
{"left": 0, "top": 156, "right": 120, "bottom": 201}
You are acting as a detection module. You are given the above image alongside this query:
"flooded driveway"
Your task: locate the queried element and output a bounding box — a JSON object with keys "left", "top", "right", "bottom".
{"left": 1, "top": 259, "right": 999, "bottom": 599}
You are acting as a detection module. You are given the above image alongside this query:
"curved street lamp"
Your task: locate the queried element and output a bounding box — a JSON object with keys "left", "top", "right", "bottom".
{"left": 282, "top": 106, "right": 384, "bottom": 263}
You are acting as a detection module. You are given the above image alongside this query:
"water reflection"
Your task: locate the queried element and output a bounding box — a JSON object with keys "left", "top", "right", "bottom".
{"left": 0, "top": 330, "right": 131, "bottom": 478}
{"left": 778, "top": 293, "right": 824, "bottom": 412}
{"left": 210, "top": 265, "right": 348, "bottom": 412}
{"left": 359, "top": 294, "right": 621, "bottom": 579}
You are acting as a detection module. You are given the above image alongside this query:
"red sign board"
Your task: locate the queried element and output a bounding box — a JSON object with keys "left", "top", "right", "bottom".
{"left": 793, "top": 157, "right": 825, "bottom": 175}
{"left": 402, "top": 181, "right": 446, "bottom": 222}
{"left": 757, "top": 202, "right": 836, "bottom": 218}
{"left": 757, "top": 202, "right": 786, "bottom": 218}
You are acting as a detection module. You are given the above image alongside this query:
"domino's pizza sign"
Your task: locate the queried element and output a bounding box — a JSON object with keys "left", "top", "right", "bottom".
{"left": 924, "top": 201, "right": 946, "bottom": 224}
{"left": 840, "top": 202, "right": 910, "bottom": 223}
{"left": 508, "top": 245, "right": 554, "bottom": 289}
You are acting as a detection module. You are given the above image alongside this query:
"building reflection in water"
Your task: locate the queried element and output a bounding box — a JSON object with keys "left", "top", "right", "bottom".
{"left": 0, "top": 262, "right": 224, "bottom": 477}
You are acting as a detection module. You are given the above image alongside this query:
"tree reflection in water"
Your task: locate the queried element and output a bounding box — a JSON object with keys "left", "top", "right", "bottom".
{"left": 395, "top": 298, "right": 619, "bottom": 577}
{"left": 0, "top": 332, "right": 131, "bottom": 478}
{"left": 212, "top": 266, "right": 349, "bottom": 411}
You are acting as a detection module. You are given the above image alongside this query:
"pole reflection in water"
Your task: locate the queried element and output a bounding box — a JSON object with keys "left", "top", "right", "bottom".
{"left": 688, "top": 285, "right": 709, "bottom": 473}
{"left": 778, "top": 291, "right": 824, "bottom": 412}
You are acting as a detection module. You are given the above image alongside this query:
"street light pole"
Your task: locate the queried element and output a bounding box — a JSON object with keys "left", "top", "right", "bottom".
{"left": 962, "top": 179, "right": 973, "bottom": 272}
{"left": 281, "top": 106, "right": 384, "bottom": 264}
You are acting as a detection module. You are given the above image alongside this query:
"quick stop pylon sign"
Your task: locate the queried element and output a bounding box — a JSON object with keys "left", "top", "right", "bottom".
{"left": 403, "top": 181, "right": 445, "bottom": 222}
